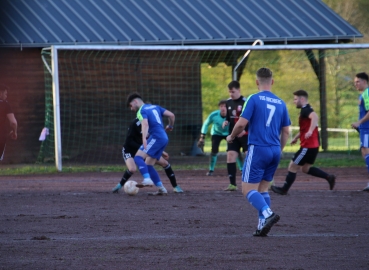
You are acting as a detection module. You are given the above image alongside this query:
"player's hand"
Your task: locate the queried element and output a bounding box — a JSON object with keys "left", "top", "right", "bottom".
{"left": 142, "top": 138, "right": 147, "bottom": 150}
{"left": 165, "top": 125, "right": 173, "bottom": 132}
{"left": 222, "top": 121, "right": 229, "bottom": 129}
{"left": 226, "top": 135, "right": 234, "bottom": 143}
{"left": 290, "top": 138, "right": 298, "bottom": 145}
{"left": 197, "top": 139, "right": 204, "bottom": 148}
{"left": 351, "top": 122, "right": 360, "bottom": 129}
{"left": 162, "top": 151, "right": 169, "bottom": 160}
{"left": 304, "top": 131, "right": 312, "bottom": 139}
{"left": 9, "top": 131, "right": 17, "bottom": 140}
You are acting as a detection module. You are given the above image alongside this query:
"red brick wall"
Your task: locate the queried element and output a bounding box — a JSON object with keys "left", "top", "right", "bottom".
{"left": 0, "top": 48, "right": 46, "bottom": 164}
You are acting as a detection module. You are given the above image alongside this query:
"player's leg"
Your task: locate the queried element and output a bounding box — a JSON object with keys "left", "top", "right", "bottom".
{"left": 112, "top": 147, "right": 137, "bottom": 193}
{"left": 142, "top": 137, "right": 169, "bottom": 195}
{"left": 271, "top": 148, "right": 306, "bottom": 195}
{"left": 243, "top": 145, "right": 280, "bottom": 236}
{"left": 134, "top": 149, "right": 154, "bottom": 187}
{"left": 236, "top": 154, "right": 243, "bottom": 172}
{"left": 360, "top": 130, "right": 369, "bottom": 191}
{"left": 238, "top": 136, "right": 248, "bottom": 173}
{"left": 146, "top": 156, "right": 168, "bottom": 195}
{"left": 207, "top": 135, "right": 223, "bottom": 176}
{"left": 225, "top": 138, "right": 246, "bottom": 190}
{"left": 225, "top": 147, "right": 238, "bottom": 191}
{"left": 156, "top": 156, "right": 183, "bottom": 193}
{"left": 301, "top": 148, "right": 336, "bottom": 190}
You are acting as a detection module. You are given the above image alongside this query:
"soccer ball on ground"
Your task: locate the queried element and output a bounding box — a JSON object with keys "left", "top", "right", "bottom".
{"left": 124, "top": 180, "right": 139, "bottom": 196}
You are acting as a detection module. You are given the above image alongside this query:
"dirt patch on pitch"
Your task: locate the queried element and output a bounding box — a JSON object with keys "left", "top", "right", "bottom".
{"left": 0, "top": 167, "right": 368, "bottom": 269}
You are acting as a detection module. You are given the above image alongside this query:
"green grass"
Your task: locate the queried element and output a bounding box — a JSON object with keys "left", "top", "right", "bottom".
{"left": 0, "top": 135, "right": 363, "bottom": 176}
{"left": 0, "top": 151, "right": 363, "bottom": 176}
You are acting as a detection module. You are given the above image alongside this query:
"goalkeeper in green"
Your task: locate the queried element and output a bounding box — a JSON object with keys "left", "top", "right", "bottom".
{"left": 198, "top": 100, "right": 243, "bottom": 176}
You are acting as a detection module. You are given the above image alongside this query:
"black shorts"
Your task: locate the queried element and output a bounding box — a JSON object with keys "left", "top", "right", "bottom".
{"left": 227, "top": 135, "right": 248, "bottom": 153}
{"left": 211, "top": 135, "right": 227, "bottom": 154}
{"left": 122, "top": 145, "right": 139, "bottom": 161}
{"left": 292, "top": 147, "right": 319, "bottom": 165}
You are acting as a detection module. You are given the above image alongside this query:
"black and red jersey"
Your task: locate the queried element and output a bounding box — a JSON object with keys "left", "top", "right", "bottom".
{"left": 226, "top": 96, "right": 248, "bottom": 134}
{"left": 299, "top": 104, "right": 319, "bottom": 148}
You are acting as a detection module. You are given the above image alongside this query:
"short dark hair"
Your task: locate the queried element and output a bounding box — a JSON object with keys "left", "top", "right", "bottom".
{"left": 355, "top": 72, "right": 369, "bottom": 82}
{"left": 256, "top": 67, "right": 273, "bottom": 79}
{"left": 218, "top": 100, "right": 227, "bottom": 106}
{"left": 228, "top": 80, "right": 240, "bottom": 90}
{"left": 293, "top": 89, "right": 308, "bottom": 98}
{"left": 126, "top": 92, "right": 143, "bottom": 107}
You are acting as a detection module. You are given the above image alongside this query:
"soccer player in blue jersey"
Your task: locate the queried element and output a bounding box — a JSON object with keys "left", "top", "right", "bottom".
{"left": 126, "top": 93, "right": 175, "bottom": 195}
{"left": 111, "top": 117, "right": 183, "bottom": 194}
{"left": 197, "top": 100, "right": 243, "bottom": 176}
{"left": 351, "top": 72, "right": 369, "bottom": 192}
{"left": 227, "top": 68, "right": 291, "bottom": 236}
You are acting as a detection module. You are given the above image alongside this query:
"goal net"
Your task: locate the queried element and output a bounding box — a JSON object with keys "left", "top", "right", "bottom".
{"left": 39, "top": 44, "right": 369, "bottom": 170}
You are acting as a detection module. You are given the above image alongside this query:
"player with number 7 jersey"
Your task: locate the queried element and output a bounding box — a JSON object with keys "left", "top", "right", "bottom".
{"left": 226, "top": 67, "right": 290, "bottom": 237}
{"left": 241, "top": 92, "right": 290, "bottom": 146}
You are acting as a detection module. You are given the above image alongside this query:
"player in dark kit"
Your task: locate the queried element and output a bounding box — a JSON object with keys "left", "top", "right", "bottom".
{"left": 112, "top": 117, "right": 183, "bottom": 194}
{"left": 271, "top": 90, "right": 336, "bottom": 195}
{"left": 222, "top": 81, "right": 248, "bottom": 191}
{"left": 0, "top": 85, "right": 17, "bottom": 161}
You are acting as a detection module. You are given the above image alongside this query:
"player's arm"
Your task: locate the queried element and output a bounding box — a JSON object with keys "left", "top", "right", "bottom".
{"left": 291, "top": 132, "right": 300, "bottom": 145}
{"left": 163, "top": 110, "right": 175, "bottom": 131}
{"left": 223, "top": 103, "right": 230, "bottom": 128}
{"left": 141, "top": 119, "right": 149, "bottom": 149}
{"left": 305, "top": 111, "right": 318, "bottom": 139}
{"left": 7, "top": 113, "right": 17, "bottom": 140}
{"left": 280, "top": 126, "right": 290, "bottom": 151}
{"left": 226, "top": 117, "right": 248, "bottom": 143}
{"left": 198, "top": 113, "right": 213, "bottom": 146}
{"left": 352, "top": 110, "right": 369, "bottom": 129}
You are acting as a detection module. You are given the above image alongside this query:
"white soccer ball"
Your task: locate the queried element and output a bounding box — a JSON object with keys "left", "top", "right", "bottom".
{"left": 123, "top": 180, "right": 139, "bottom": 196}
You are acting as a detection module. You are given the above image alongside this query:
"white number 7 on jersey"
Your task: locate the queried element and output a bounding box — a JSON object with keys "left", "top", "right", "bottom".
{"left": 266, "top": 104, "right": 276, "bottom": 127}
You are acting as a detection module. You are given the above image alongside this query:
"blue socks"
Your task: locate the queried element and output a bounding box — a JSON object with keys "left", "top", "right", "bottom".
{"left": 247, "top": 190, "right": 272, "bottom": 220}
{"left": 133, "top": 156, "right": 150, "bottom": 179}
{"left": 365, "top": 154, "right": 369, "bottom": 173}
{"left": 147, "top": 165, "right": 163, "bottom": 187}
{"left": 133, "top": 156, "right": 164, "bottom": 187}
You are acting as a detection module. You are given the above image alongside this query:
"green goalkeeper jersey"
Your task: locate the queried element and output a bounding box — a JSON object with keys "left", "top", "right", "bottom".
{"left": 201, "top": 110, "right": 229, "bottom": 136}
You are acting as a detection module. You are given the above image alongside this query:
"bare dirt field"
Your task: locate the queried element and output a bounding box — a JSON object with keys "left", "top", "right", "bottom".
{"left": 0, "top": 167, "right": 368, "bottom": 269}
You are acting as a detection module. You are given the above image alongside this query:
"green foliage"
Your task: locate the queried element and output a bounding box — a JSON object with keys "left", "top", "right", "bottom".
{"left": 201, "top": 48, "right": 368, "bottom": 130}
{"left": 200, "top": 63, "right": 232, "bottom": 124}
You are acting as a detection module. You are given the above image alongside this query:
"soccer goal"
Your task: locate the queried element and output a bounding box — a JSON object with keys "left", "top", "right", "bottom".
{"left": 40, "top": 44, "right": 369, "bottom": 171}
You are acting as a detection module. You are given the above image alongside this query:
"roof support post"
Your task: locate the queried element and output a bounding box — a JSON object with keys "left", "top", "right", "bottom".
{"left": 318, "top": 49, "right": 328, "bottom": 151}
{"left": 304, "top": 49, "right": 328, "bottom": 151}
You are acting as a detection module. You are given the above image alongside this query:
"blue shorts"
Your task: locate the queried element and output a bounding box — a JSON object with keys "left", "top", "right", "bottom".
{"left": 139, "top": 135, "right": 168, "bottom": 160}
{"left": 359, "top": 129, "right": 369, "bottom": 148}
{"left": 241, "top": 145, "right": 281, "bottom": 183}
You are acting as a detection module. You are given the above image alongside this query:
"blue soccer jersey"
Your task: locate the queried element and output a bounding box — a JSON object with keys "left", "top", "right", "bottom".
{"left": 137, "top": 104, "right": 168, "bottom": 140}
{"left": 359, "top": 88, "right": 369, "bottom": 129}
{"left": 241, "top": 91, "right": 291, "bottom": 146}
{"left": 136, "top": 104, "right": 169, "bottom": 159}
